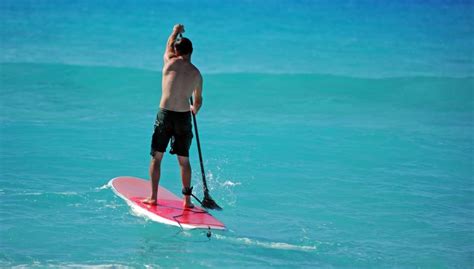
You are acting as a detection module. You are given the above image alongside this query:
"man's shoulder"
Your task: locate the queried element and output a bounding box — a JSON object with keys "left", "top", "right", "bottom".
{"left": 166, "top": 58, "right": 180, "bottom": 66}
{"left": 181, "top": 63, "right": 200, "bottom": 79}
{"left": 189, "top": 63, "right": 201, "bottom": 76}
{"left": 163, "top": 58, "right": 177, "bottom": 70}
{"left": 163, "top": 58, "right": 186, "bottom": 73}
{"left": 164, "top": 59, "right": 200, "bottom": 76}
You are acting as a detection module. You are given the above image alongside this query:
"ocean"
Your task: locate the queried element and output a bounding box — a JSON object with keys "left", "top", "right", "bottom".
{"left": 1, "top": 1, "right": 473, "bottom": 268}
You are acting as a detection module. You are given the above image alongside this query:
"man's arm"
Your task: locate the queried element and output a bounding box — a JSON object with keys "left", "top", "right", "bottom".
{"left": 163, "top": 24, "right": 184, "bottom": 62}
{"left": 191, "top": 73, "right": 203, "bottom": 114}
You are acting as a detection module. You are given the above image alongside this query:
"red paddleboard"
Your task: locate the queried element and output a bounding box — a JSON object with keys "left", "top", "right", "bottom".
{"left": 109, "top": 176, "right": 225, "bottom": 230}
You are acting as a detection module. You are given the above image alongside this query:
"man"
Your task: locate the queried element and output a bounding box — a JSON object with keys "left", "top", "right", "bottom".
{"left": 143, "top": 24, "right": 203, "bottom": 208}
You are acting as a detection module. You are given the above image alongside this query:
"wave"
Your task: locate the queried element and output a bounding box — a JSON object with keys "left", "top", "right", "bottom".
{"left": 2, "top": 61, "right": 473, "bottom": 79}
{"left": 2, "top": 62, "right": 472, "bottom": 114}
{"left": 12, "top": 191, "right": 79, "bottom": 197}
{"left": 214, "top": 234, "right": 316, "bottom": 252}
{"left": 9, "top": 263, "right": 133, "bottom": 269}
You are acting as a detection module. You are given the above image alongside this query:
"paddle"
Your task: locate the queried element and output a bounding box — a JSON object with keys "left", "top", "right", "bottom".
{"left": 190, "top": 97, "right": 222, "bottom": 210}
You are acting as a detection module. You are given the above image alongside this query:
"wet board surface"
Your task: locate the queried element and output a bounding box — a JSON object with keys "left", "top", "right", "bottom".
{"left": 109, "top": 176, "right": 225, "bottom": 230}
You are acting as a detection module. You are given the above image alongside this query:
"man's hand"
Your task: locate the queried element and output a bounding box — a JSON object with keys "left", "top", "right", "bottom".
{"left": 173, "top": 24, "right": 185, "bottom": 35}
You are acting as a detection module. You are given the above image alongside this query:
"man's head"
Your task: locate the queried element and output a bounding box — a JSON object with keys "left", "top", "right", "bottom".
{"left": 174, "top": 37, "right": 193, "bottom": 56}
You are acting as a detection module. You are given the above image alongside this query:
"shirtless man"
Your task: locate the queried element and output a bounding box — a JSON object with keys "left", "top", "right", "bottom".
{"left": 143, "top": 24, "right": 203, "bottom": 208}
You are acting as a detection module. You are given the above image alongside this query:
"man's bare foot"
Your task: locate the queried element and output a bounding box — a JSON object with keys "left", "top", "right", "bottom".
{"left": 183, "top": 200, "right": 194, "bottom": 209}
{"left": 142, "top": 198, "right": 157, "bottom": 205}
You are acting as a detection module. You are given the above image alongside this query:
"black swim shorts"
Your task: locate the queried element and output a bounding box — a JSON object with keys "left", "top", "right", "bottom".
{"left": 150, "top": 108, "right": 193, "bottom": 157}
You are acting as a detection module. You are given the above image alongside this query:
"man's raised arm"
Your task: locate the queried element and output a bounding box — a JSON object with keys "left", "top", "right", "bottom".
{"left": 164, "top": 24, "right": 184, "bottom": 62}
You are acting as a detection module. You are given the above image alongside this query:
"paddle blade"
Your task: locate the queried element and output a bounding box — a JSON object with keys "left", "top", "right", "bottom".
{"left": 202, "top": 193, "right": 222, "bottom": 211}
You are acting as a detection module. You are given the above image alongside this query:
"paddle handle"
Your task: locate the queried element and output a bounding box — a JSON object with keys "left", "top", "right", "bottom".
{"left": 190, "top": 97, "right": 209, "bottom": 193}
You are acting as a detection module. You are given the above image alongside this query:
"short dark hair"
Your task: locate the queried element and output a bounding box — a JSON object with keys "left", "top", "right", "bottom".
{"left": 174, "top": 37, "right": 193, "bottom": 55}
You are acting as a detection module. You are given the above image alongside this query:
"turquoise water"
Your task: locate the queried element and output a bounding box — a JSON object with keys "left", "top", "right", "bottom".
{"left": 1, "top": 1, "right": 474, "bottom": 268}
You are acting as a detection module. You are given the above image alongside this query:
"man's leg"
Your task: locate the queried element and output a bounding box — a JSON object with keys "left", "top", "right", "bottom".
{"left": 177, "top": 155, "right": 194, "bottom": 208}
{"left": 143, "top": 152, "right": 164, "bottom": 205}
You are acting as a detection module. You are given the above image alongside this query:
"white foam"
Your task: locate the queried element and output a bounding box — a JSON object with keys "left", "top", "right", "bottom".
{"left": 96, "top": 183, "right": 111, "bottom": 190}
{"left": 54, "top": 191, "right": 78, "bottom": 196}
{"left": 22, "top": 192, "right": 43, "bottom": 196}
{"left": 12, "top": 263, "right": 133, "bottom": 269}
{"left": 214, "top": 234, "right": 316, "bottom": 252}
{"left": 221, "top": 180, "right": 241, "bottom": 187}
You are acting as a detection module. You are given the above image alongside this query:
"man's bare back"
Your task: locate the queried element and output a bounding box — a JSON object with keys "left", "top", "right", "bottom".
{"left": 160, "top": 58, "right": 201, "bottom": 112}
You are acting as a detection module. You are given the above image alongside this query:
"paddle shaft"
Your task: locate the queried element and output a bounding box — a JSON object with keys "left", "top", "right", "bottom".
{"left": 189, "top": 97, "right": 209, "bottom": 193}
